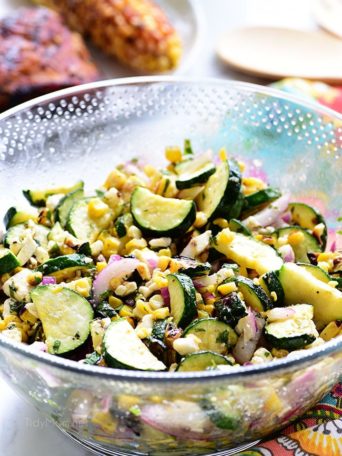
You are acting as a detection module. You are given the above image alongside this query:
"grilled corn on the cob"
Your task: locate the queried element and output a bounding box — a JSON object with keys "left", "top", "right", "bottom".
{"left": 34, "top": 0, "right": 182, "bottom": 72}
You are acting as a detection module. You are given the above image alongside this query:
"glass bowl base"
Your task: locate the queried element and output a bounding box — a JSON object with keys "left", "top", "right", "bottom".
{"left": 56, "top": 424, "right": 261, "bottom": 456}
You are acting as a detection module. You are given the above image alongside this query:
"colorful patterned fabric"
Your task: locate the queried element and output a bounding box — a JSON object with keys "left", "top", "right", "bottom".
{"left": 238, "top": 79, "right": 342, "bottom": 456}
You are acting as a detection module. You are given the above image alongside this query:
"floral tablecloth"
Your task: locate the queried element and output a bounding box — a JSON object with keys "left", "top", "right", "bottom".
{"left": 238, "top": 78, "right": 342, "bottom": 456}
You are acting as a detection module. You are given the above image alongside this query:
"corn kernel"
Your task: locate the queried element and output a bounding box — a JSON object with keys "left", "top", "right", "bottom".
{"left": 217, "top": 282, "right": 237, "bottom": 295}
{"left": 198, "top": 310, "right": 209, "bottom": 319}
{"left": 318, "top": 261, "right": 330, "bottom": 272}
{"left": 144, "top": 164, "right": 159, "bottom": 178}
{"left": 265, "top": 391, "right": 283, "bottom": 414}
{"left": 194, "top": 211, "right": 208, "bottom": 228}
{"left": 165, "top": 146, "right": 182, "bottom": 163}
{"left": 92, "top": 411, "right": 117, "bottom": 433}
{"left": 96, "top": 262, "right": 108, "bottom": 273}
{"left": 213, "top": 218, "right": 229, "bottom": 229}
{"left": 203, "top": 304, "right": 214, "bottom": 314}
{"left": 119, "top": 305, "right": 135, "bottom": 318}
{"left": 288, "top": 231, "right": 305, "bottom": 246}
{"left": 104, "top": 169, "right": 126, "bottom": 190}
{"left": 216, "top": 228, "right": 234, "bottom": 245}
{"left": 270, "top": 291, "right": 278, "bottom": 302}
{"left": 153, "top": 307, "right": 170, "bottom": 319}
{"left": 158, "top": 248, "right": 172, "bottom": 257}
{"left": 74, "top": 278, "right": 92, "bottom": 297}
{"left": 110, "top": 277, "right": 122, "bottom": 290}
{"left": 127, "top": 225, "right": 142, "bottom": 239}
{"left": 169, "top": 259, "right": 182, "bottom": 273}
{"left": 133, "top": 300, "right": 153, "bottom": 319}
{"left": 109, "top": 296, "right": 123, "bottom": 309}
{"left": 317, "top": 252, "right": 333, "bottom": 262}
{"left": 219, "top": 147, "right": 227, "bottom": 161}
{"left": 158, "top": 256, "right": 170, "bottom": 271}
{"left": 125, "top": 238, "right": 147, "bottom": 253}
{"left": 136, "top": 327, "right": 152, "bottom": 339}
{"left": 149, "top": 294, "right": 164, "bottom": 310}
{"left": 206, "top": 285, "right": 216, "bottom": 293}
{"left": 88, "top": 198, "right": 110, "bottom": 219}
{"left": 238, "top": 161, "right": 246, "bottom": 172}
{"left": 271, "top": 348, "right": 289, "bottom": 358}
{"left": 117, "top": 395, "right": 140, "bottom": 411}
{"left": 137, "top": 263, "right": 151, "bottom": 281}
{"left": 320, "top": 321, "right": 342, "bottom": 341}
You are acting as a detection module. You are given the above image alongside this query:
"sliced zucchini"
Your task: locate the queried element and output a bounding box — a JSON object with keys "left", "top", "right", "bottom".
{"left": 213, "top": 229, "right": 283, "bottom": 275}
{"left": 297, "top": 263, "right": 330, "bottom": 283}
{"left": 214, "top": 292, "right": 248, "bottom": 327}
{"left": 3, "top": 207, "right": 37, "bottom": 229}
{"left": 103, "top": 318, "right": 166, "bottom": 371}
{"left": 288, "top": 202, "right": 327, "bottom": 248}
{"left": 197, "top": 160, "right": 242, "bottom": 220}
{"left": 31, "top": 285, "right": 94, "bottom": 354}
{"left": 66, "top": 198, "right": 100, "bottom": 243}
{"left": 171, "top": 256, "right": 211, "bottom": 277}
{"left": 259, "top": 271, "right": 285, "bottom": 306}
{"left": 23, "top": 181, "right": 84, "bottom": 207}
{"left": 278, "top": 263, "right": 342, "bottom": 328}
{"left": 228, "top": 218, "right": 251, "bottom": 236}
{"left": 55, "top": 188, "right": 84, "bottom": 228}
{"left": 176, "top": 351, "right": 232, "bottom": 372}
{"left": 115, "top": 215, "right": 127, "bottom": 238}
{"left": 242, "top": 188, "right": 281, "bottom": 216}
{"left": 151, "top": 319, "right": 169, "bottom": 341}
{"left": 202, "top": 390, "right": 241, "bottom": 430}
{"left": 236, "top": 276, "right": 272, "bottom": 311}
{"left": 131, "top": 187, "right": 196, "bottom": 237}
{"left": 37, "top": 253, "right": 93, "bottom": 276}
{"left": 4, "top": 223, "right": 49, "bottom": 249}
{"left": 0, "top": 248, "right": 20, "bottom": 274}
{"left": 167, "top": 273, "right": 197, "bottom": 328}
{"left": 175, "top": 150, "right": 211, "bottom": 175}
{"left": 183, "top": 318, "right": 237, "bottom": 354}
{"left": 265, "top": 304, "right": 318, "bottom": 350}
{"left": 272, "top": 226, "right": 321, "bottom": 263}
{"left": 175, "top": 163, "right": 216, "bottom": 189}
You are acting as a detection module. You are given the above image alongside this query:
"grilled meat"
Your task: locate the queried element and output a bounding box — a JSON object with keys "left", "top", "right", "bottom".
{"left": 0, "top": 7, "right": 99, "bottom": 111}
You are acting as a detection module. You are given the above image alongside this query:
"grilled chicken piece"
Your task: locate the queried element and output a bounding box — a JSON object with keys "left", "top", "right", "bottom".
{"left": 0, "top": 7, "right": 99, "bottom": 112}
{"left": 34, "top": 0, "right": 182, "bottom": 73}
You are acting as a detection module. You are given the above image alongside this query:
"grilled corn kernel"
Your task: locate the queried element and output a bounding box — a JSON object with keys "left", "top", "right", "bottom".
{"left": 116, "top": 281, "right": 137, "bottom": 297}
{"left": 135, "top": 327, "right": 152, "bottom": 339}
{"left": 320, "top": 321, "right": 342, "bottom": 341}
{"left": 91, "top": 240, "right": 104, "bottom": 257}
{"left": 96, "top": 261, "right": 107, "bottom": 273}
{"left": 119, "top": 305, "right": 135, "bottom": 318}
{"left": 127, "top": 225, "right": 142, "bottom": 239}
{"left": 149, "top": 294, "right": 164, "bottom": 310}
{"left": 318, "top": 261, "right": 330, "bottom": 272}
{"left": 118, "top": 395, "right": 140, "bottom": 411}
{"left": 133, "top": 300, "right": 153, "bottom": 319}
{"left": 203, "top": 304, "right": 214, "bottom": 314}
{"left": 88, "top": 198, "right": 110, "bottom": 219}
{"left": 198, "top": 310, "right": 209, "bottom": 319}
{"left": 109, "top": 296, "right": 123, "bottom": 309}
{"left": 270, "top": 291, "right": 278, "bottom": 302}
{"left": 109, "top": 277, "right": 123, "bottom": 291}
{"left": 104, "top": 169, "right": 126, "bottom": 190}
{"left": 149, "top": 238, "right": 172, "bottom": 249}
{"left": 194, "top": 211, "right": 208, "bottom": 228}
{"left": 317, "top": 252, "right": 333, "bottom": 262}
{"left": 73, "top": 278, "right": 92, "bottom": 297}
{"left": 99, "top": 232, "right": 121, "bottom": 257}
{"left": 91, "top": 411, "right": 117, "bottom": 434}
{"left": 288, "top": 231, "right": 305, "bottom": 246}
{"left": 158, "top": 248, "right": 171, "bottom": 257}
{"left": 165, "top": 146, "right": 182, "bottom": 163}
{"left": 20, "top": 309, "right": 38, "bottom": 325}
{"left": 153, "top": 307, "right": 170, "bottom": 320}
{"left": 216, "top": 228, "right": 234, "bottom": 245}
{"left": 213, "top": 218, "right": 229, "bottom": 229}
{"left": 271, "top": 348, "right": 289, "bottom": 358}
{"left": 265, "top": 390, "right": 283, "bottom": 414}
{"left": 217, "top": 282, "right": 237, "bottom": 295}
{"left": 137, "top": 263, "right": 151, "bottom": 281}
{"left": 173, "top": 334, "right": 200, "bottom": 356}
{"left": 125, "top": 238, "right": 147, "bottom": 253}
{"left": 219, "top": 147, "right": 227, "bottom": 161}
{"left": 158, "top": 256, "right": 170, "bottom": 271}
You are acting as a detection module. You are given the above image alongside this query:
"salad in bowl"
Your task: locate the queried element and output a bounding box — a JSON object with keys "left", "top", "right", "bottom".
{"left": 1, "top": 140, "right": 341, "bottom": 373}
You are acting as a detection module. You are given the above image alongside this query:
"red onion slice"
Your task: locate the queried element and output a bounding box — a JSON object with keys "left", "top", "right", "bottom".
{"left": 245, "top": 194, "right": 290, "bottom": 228}
{"left": 93, "top": 258, "right": 139, "bottom": 300}
{"left": 41, "top": 276, "right": 57, "bottom": 285}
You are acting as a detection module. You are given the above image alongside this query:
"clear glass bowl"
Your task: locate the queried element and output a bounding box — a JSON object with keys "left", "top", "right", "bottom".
{"left": 0, "top": 78, "right": 341, "bottom": 456}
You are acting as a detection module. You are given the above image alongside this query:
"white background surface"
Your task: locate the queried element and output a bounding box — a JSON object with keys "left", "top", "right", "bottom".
{"left": 0, "top": 0, "right": 317, "bottom": 454}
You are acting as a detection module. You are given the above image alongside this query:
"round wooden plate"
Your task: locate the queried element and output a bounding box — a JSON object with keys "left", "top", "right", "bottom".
{"left": 217, "top": 26, "right": 342, "bottom": 83}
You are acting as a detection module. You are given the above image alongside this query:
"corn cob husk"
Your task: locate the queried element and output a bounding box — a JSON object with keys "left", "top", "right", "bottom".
{"left": 34, "top": 0, "right": 182, "bottom": 73}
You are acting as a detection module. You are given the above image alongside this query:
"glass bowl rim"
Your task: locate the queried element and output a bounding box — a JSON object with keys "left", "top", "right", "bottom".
{"left": 0, "top": 76, "right": 341, "bottom": 383}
